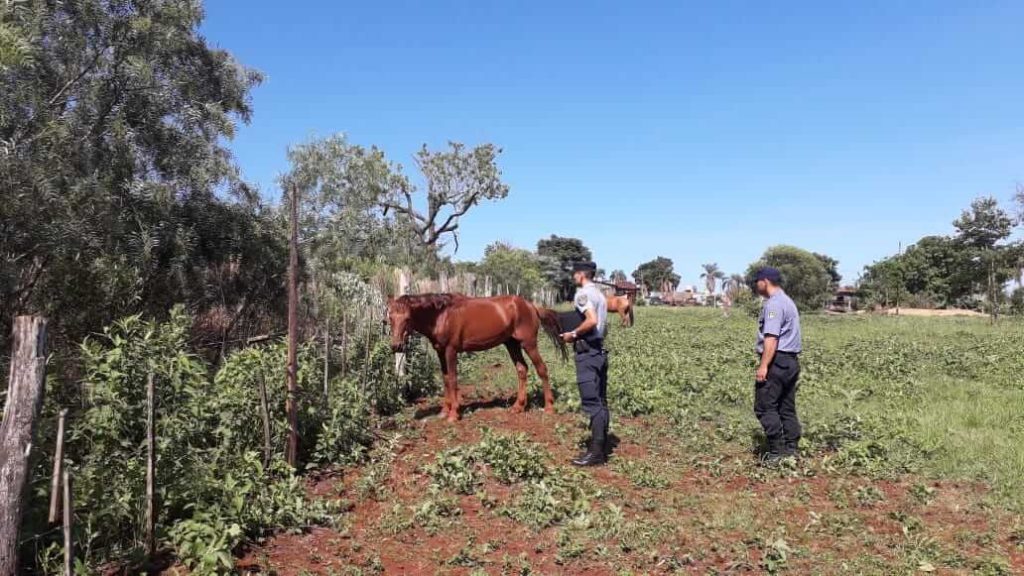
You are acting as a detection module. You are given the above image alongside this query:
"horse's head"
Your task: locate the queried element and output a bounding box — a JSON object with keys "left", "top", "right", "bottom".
{"left": 386, "top": 296, "right": 412, "bottom": 353}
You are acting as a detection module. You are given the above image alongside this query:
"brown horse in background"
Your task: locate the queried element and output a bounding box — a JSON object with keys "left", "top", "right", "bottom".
{"left": 606, "top": 294, "right": 635, "bottom": 327}
{"left": 386, "top": 294, "right": 568, "bottom": 423}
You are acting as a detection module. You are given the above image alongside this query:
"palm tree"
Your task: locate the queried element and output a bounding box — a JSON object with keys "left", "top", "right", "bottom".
{"left": 700, "top": 263, "right": 725, "bottom": 296}
{"left": 723, "top": 273, "right": 747, "bottom": 299}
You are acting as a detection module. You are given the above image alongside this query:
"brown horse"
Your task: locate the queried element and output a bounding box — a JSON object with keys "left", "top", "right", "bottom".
{"left": 606, "top": 294, "right": 635, "bottom": 327}
{"left": 386, "top": 293, "right": 567, "bottom": 423}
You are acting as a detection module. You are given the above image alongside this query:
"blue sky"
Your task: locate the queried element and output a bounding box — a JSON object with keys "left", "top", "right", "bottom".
{"left": 202, "top": 1, "right": 1023, "bottom": 287}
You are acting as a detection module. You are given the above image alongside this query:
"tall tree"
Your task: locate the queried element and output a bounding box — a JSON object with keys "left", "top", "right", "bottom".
{"left": 610, "top": 270, "right": 628, "bottom": 284}
{"left": 723, "top": 274, "right": 747, "bottom": 299}
{"left": 633, "top": 257, "right": 681, "bottom": 292}
{"left": 861, "top": 197, "right": 1022, "bottom": 311}
{"left": 861, "top": 235, "right": 979, "bottom": 308}
{"left": 746, "top": 246, "right": 832, "bottom": 311}
{"left": 813, "top": 253, "right": 842, "bottom": 290}
{"left": 478, "top": 241, "right": 547, "bottom": 296}
{"left": 1015, "top": 184, "right": 1024, "bottom": 222}
{"left": 536, "top": 235, "right": 593, "bottom": 300}
{"left": 700, "top": 263, "right": 725, "bottom": 295}
{"left": 0, "top": 0, "right": 268, "bottom": 350}
{"left": 281, "top": 134, "right": 433, "bottom": 274}
{"left": 382, "top": 142, "right": 509, "bottom": 253}
{"left": 953, "top": 196, "right": 1013, "bottom": 250}
{"left": 952, "top": 196, "right": 1014, "bottom": 315}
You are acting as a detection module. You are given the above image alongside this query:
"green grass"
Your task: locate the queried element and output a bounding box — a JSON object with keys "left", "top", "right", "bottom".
{"left": 469, "top": 307, "right": 1024, "bottom": 509}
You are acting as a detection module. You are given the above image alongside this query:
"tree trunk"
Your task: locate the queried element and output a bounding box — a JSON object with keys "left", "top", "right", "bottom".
{"left": 340, "top": 313, "right": 348, "bottom": 380}
{"left": 362, "top": 327, "right": 371, "bottom": 398}
{"left": 62, "top": 469, "right": 72, "bottom": 576}
{"left": 395, "top": 277, "right": 410, "bottom": 379}
{"left": 323, "top": 318, "right": 330, "bottom": 402}
{"left": 145, "top": 373, "right": 156, "bottom": 559}
{"left": 48, "top": 409, "right": 67, "bottom": 525}
{"left": 0, "top": 316, "right": 48, "bottom": 576}
{"left": 285, "top": 185, "right": 300, "bottom": 469}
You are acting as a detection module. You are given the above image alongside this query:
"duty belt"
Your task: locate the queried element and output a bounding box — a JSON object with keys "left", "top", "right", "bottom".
{"left": 574, "top": 338, "right": 604, "bottom": 355}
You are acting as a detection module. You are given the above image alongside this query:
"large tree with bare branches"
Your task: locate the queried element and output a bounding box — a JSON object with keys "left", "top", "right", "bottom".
{"left": 383, "top": 142, "right": 509, "bottom": 253}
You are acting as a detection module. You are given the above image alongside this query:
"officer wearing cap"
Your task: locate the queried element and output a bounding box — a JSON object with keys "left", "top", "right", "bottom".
{"left": 560, "top": 261, "right": 610, "bottom": 467}
{"left": 753, "top": 267, "right": 802, "bottom": 465}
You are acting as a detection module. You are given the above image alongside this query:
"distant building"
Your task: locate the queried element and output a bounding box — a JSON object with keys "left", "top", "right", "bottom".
{"left": 597, "top": 280, "right": 640, "bottom": 300}
{"left": 660, "top": 286, "right": 699, "bottom": 306}
{"left": 829, "top": 286, "right": 859, "bottom": 312}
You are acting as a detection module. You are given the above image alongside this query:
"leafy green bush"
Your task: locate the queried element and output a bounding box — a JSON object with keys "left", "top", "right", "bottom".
{"left": 425, "top": 430, "right": 550, "bottom": 494}
{"left": 612, "top": 459, "right": 670, "bottom": 489}
{"left": 357, "top": 335, "right": 438, "bottom": 416}
{"left": 499, "top": 471, "right": 596, "bottom": 530}
{"left": 313, "top": 377, "right": 372, "bottom": 466}
{"left": 475, "top": 428, "right": 549, "bottom": 484}
{"left": 211, "top": 341, "right": 328, "bottom": 466}
{"left": 57, "top": 307, "right": 374, "bottom": 573}
{"left": 73, "top": 307, "right": 213, "bottom": 563}
{"left": 425, "top": 446, "right": 482, "bottom": 494}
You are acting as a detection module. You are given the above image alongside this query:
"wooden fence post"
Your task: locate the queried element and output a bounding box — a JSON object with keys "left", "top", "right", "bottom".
{"left": 48, "top": 409, "right": 68, "bottom": 524}
{"left": 394, "top": 271, "right": 410, "bottom": 378}
{"left": 362, "top": 326, "right": 372, "bottom": 399}
{"left": 397, "top": 269, "right": 412, "bottom": 298}
{"left": 340, "top": 313, "right": 348, "bottom": 380}
{"left": 145, "top": 373, "right": 156, "bottom": 559}
{"left": 0, "top": 316, "right": 48, "bottom": 576}
{"left": 323, "top": 317, "right": 330, "bottom": 401}
{"left": 285, "top": 184, "right": 300, "bottom": 469}
{"left": 62, "top": 469, "right": 71, "bottom": 576}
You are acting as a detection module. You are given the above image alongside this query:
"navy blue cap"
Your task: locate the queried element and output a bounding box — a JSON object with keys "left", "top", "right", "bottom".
{"left": 755, "top": 267, "right": 782, "bottom": 283}
{"left": 572, "top": 261, "right": 597, "bottom": 273}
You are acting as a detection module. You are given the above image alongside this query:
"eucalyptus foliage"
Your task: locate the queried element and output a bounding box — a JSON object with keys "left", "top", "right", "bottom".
{"left": 0, "top": 0, "right": 281, "bottom": 353}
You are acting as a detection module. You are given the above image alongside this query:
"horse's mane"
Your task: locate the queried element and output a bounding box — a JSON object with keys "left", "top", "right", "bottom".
{"left": 394, "top": 293, "right": 467, "bottom": 312}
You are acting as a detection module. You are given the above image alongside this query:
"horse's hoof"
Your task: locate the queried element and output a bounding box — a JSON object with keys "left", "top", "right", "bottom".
{"left": 509, "top": 404, "right": 525, "bottom": 414}
{"left": 543, "top": 406, "right": 555, "bottom": 415}
{"left": 446, "top": 413, "right": 460, "bottom": 424}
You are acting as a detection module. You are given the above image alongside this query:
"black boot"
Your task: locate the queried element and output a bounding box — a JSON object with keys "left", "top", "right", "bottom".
{"left": 572, "top": 437, "right": 607, "bottom": 467}
{"left": 784, "top": 437, "right": 800, "bottom": 457}
{"left": 761, "top": 436, "right": 787, "bottom": 467}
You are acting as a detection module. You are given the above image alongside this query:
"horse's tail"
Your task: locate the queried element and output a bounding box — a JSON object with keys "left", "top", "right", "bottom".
{"left": 534, "top": 305, "right": 568, "bottom": 361}
{"left": 628, "top": 301, "right": 635, "bottom": 327}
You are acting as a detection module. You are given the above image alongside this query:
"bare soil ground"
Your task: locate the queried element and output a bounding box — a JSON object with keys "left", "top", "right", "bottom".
{"left": 234, "top": 368, "right": 1024, "bottom": 575}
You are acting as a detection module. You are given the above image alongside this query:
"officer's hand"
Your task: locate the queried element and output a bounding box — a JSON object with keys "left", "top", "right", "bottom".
{"left": 755, "top": 366, "right": 768, "bottom": 382}
{"left": 559, "top": 332, "right": 575, "bottom": 343}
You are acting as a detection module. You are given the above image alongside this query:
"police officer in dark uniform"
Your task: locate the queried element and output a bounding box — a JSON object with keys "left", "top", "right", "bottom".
{"left": 753, "top": 267, "right": 803, "bottom": 465}
{"left": 560, "top": 261, "right": 610, "bottom": 467}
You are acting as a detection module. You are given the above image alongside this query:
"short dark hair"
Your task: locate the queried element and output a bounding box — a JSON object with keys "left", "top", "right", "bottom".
{"left": 581, "top": 269, "right": 595, "bottom": 280}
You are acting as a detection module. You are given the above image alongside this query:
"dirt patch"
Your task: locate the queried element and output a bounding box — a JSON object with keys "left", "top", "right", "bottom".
{"left": 236, "top": 389, "right": 1024, "bottom": 575}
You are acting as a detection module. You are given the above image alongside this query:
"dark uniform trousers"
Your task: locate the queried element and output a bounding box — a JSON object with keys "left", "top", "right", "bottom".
{"left": 754, "top": 352, "right": 801, "bottom": 445}
{"left": 575, "top": 345, "right": 609, "bottom": 443}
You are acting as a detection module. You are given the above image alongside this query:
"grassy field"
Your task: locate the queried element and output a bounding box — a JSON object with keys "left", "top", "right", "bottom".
{"left": 569, "top": 307, "right": 1024, "bottom": 507}
{"left": 248, "top": 307, "right": 1024, "bottom": 575}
